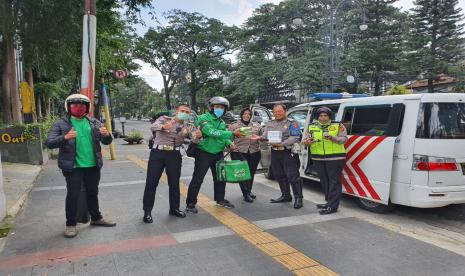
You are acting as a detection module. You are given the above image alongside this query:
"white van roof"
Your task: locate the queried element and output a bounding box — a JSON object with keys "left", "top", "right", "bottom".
{"left": 307, "top": 93, "right": 465, "bottom": 107}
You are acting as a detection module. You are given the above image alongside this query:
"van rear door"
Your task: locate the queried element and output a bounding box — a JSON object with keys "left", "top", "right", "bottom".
{"left": 339, "top": 104, "right": 401, "bottom": 204}
{"left": 414, "top": 99, "right": 465, "bottom": 188}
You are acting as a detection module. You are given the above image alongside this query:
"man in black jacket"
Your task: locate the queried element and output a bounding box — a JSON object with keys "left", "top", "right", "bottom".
{"left": 46, "top": 94, "right": 115, "bottom": 238}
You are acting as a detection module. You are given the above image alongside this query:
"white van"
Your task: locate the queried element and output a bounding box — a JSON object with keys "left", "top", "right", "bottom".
{"left": 258, "top": 93, "right": 465, "bottom": 213}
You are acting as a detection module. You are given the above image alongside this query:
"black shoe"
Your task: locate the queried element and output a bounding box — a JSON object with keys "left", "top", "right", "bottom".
{"left": 294, "top": 198, "right": 303, "bottom": 209}
{"left": 243, "top": 194, "right": 254, "bottom": 203}
{"left": 316, "top": 203, "right": 328, "bottom": 209}
{"left": 249, "top": 192, "right": 256, "bottom": 199}
{"left": 169, "top": 209, "right": 186, "bottom": 218}
{"left": 143, "top": 211, "right": 153, "bottom": 223}
{"left": 270, "top": 196, "right": 292, "bottom": 203}
{"left": 216, "top": 200, "right": 235, "bottom": 209}
{"left": 185, "top": 204, "right": 198, "bottom": 214}
{"left": 319, "top": 206, "right": 338, "bottom": 215}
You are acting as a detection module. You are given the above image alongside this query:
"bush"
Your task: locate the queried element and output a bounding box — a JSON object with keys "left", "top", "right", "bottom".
{"left": 387, "top": 85, "right": 411, "bottom": 95}
{"left": 126, "top": 129, "right": 143, "bottom": 140}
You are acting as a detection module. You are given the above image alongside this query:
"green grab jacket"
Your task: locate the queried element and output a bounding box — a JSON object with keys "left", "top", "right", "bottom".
{"left": 195, "top": 112, "right": 233, "bottom": 154}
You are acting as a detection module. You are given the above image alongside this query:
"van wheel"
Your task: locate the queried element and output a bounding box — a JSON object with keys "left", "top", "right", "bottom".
{"left": 355, "top": 198, "right": 396, "bottom": 213}
{"left": 264, "top": 166, "right": 275, "bottom": 180}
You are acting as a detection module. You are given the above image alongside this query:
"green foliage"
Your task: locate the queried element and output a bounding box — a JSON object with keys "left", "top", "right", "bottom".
{"left": 126, "top": 129, "right": 143, "bottom": 139}
{"left": 387, "top": 85, "right": 411, "bottom": 95}
{"left": 409, "top": 0, "right": 465, "bottom": 92}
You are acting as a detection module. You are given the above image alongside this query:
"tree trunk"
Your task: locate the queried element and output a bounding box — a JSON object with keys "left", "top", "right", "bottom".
{"left": 45, "top": 97, "right": 51, "bottom": 117}
{"left": 374, "top": 80, "right": 381, "bottom": 96}
{"left": 27, "top": 68, "right": 37, "bottom": 122}
{"left": 36, "top": 93, "right": 42, "bottom": 119}
{"left": 2, "top": 42, "right": 12, "bottom": 124}
{"left": 6, "top": 34, "right": 22, "bottom": 124}
{"left": 162, "top": 77, "right": 171, "bottom": 110}
{"left": 428, "top": 78, "right": 434, "bottom": 93}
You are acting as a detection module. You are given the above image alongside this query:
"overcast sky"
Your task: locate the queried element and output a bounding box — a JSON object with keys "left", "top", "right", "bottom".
{"left": 134, "top": 0, "right": 465, "bottom": 91}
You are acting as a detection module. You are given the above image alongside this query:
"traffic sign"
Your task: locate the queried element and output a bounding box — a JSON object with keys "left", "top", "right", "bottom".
{"left": 113, "top": 70, "right": 128, "bottom": 80}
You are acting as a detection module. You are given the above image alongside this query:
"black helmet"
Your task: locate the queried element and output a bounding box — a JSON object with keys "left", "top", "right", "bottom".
{"left": 315, "top": 107, "right": 332, "bottom": 117}
{"left": 208, "top": 96, "right": 230, "bottom": 109}
{"left": 64, "top": 94, "right": 90, "bottom": 113}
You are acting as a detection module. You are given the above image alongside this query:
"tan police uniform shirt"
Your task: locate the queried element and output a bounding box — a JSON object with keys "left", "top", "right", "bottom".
{"left": 228, "top": 120, "right": 262, "bottom": 154}
{"left": 151, "top": 116, "right": 194, "bottom": 147}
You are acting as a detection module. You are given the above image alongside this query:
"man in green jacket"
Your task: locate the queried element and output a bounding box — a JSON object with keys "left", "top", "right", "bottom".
{"left": 185, "top": 97, "right": 244, "bottom": 213}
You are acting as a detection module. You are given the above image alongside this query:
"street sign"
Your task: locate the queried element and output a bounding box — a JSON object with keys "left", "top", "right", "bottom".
{"left": 113, "top": 70, "right": 128, "bottom": 80}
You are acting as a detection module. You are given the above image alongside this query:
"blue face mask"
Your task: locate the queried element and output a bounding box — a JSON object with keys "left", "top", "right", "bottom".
{"left": 213, "top": 108, "right": 224, "bottom": 118}
{"left": 177, "top": 112, "right": 189, "bottom": 121}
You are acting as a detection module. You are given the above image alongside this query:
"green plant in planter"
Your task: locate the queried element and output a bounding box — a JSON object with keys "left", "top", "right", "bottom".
{"left": 124, "top": 129, "right": 144, "bottom": 144}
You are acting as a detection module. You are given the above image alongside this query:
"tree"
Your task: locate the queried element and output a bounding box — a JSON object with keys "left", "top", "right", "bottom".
{"left": 135, "top": 26, "right": 183, "bottom": 110}
{"left": 166, "top": 10, "right": 238, "bottom": 111}
{"left": 0, "top": 0, "right": 152, "bottom": 124}
{"left": 410, "top": 0, "right": 465, "bottom": 93}
{"left": 345, "top": 0, "right": 409, "bottom": 95}
{"left": 233, "top": 1, "right": 327, "bottom": 105}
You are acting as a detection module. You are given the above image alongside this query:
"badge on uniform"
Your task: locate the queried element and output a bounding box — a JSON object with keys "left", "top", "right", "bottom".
{"left": 289, "top": 121, "right": 301, "bottom": 136}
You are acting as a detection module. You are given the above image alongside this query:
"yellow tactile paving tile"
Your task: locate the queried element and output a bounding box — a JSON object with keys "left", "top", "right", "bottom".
{"left": 274, "top": 252, "right": 319, "bottom": 271}
{"left": 256, "top": 241, "right": 297, "bottom": 257}
{"left": 242, "top": 232, "right": 279, "bottom": 245}
{"left": 229, "top": 223, "right": 263, "bottom": 235}
{"left": 127, "top": 154, "right": 336, "bottom": 275}
{"left": 294, "top": 265, "right": 339, "bottom": 276}
{"left": 218, "top": 216, "right": 250, "bottom": 227}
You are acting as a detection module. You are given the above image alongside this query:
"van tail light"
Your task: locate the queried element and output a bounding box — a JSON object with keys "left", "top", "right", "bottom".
{"left": 412, "top": 155, "right": 458, "bottom": 171}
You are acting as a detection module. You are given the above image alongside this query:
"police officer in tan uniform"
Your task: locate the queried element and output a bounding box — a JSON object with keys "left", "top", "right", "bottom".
{"left": 142, "top": 104, "right": 201, "bottom": 223}
{"left": 229, "top": 107, "right": 262, "bottom": 202}
{"left": 261, "top": 103, "right": 303, "bottom": 209}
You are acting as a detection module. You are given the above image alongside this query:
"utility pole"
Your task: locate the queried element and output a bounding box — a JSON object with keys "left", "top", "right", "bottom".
{"left": 80, "top": 0, "right": 97, "bottom": 117}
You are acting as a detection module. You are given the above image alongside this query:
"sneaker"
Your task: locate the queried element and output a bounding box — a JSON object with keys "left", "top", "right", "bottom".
{"left": 185, "top": 204, "right": 198, "bottom": 214}
{"left": 216, "top": 200, "right": 235, "bottom": 209}
{"left": 90, "top": 218, "right": 116, "bottom": 227}
{"left": 64, "top": 226, "right": 78, "bottom": 238}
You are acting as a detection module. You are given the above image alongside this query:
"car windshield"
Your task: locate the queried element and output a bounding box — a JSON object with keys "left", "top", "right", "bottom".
{"left": 416, "top": 102, "right": 465, "bottom": 139}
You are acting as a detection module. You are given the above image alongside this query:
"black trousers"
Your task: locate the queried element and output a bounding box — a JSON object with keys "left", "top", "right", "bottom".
{"left": 63, "top": 167, "right": 102, "bottom": 226}
{"left": 186, "top": 150, "right": 226, "bottom": 205}
{"left": 313, "top": 159, "right": 345, "bottom": 209}
{"left": 143, "top": 149, "right": 182, "bottom": 212}
{"left": 230, "top": 151, "right": 261, "bottom": 197}
{"left": 270, "top": 150, "right": 303, "bottom": 199}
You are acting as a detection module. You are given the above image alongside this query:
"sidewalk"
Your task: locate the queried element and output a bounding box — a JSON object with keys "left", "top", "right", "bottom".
{"left": 1, "top": 163, "right": 42, "bottom": 219}
{"left": 0, "top": 140, "right": 465, "bottom": 275}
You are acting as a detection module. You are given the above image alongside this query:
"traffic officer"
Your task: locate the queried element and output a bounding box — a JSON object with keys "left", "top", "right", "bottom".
{"left": 142, "top": 104, "right": 201, "bottom": 223}
{"left": 185, "top": 96, "right": 244, "bottom": 214}
{"left": 261, "top": 103, "right": 303, "bottom": 209}
{"left": 303, "top": 107, "right": 347, "bottom": 215}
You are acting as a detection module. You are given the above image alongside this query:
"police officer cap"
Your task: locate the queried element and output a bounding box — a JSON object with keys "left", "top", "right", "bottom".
{"left": 208, "top": 96, "right": 230, "bottom": 109}
{"left": 64, "top": 94, "right": 90, "bottom": 112}
{"left": 315, "top": 107, "right": 332, "bottom": 117}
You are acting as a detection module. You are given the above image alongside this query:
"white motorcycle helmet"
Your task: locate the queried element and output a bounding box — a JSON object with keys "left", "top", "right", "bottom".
{"left": 64, "top": 94, "right": 90, "bottom": 113}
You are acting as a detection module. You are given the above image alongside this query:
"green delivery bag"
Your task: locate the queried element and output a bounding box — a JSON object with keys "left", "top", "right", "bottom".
{"left": 216, "top": 159, "right": 252, "bottom": 183}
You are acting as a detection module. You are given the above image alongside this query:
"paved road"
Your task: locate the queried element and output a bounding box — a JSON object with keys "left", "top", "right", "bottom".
{"left": 121, "top": 119, "right": 465, "bottom": 255}
{"left": 0, "top": 119, "right": 464, "bottom": 275}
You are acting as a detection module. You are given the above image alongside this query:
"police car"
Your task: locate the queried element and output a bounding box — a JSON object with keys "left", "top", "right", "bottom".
{"left": 257, "top": 93, "right": 465, "bottom": 213}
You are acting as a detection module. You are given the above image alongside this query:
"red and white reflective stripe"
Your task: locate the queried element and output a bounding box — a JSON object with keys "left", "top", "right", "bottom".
{"left": 341, "top": 135, "right": 386, "bottom": 200}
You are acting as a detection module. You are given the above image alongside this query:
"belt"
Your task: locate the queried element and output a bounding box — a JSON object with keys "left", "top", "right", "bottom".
{"left": 153, "top": 144, "right": 181, "bottom": 151}
{"left": 271, "top": 146, "right": 286, "bottom": 151}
